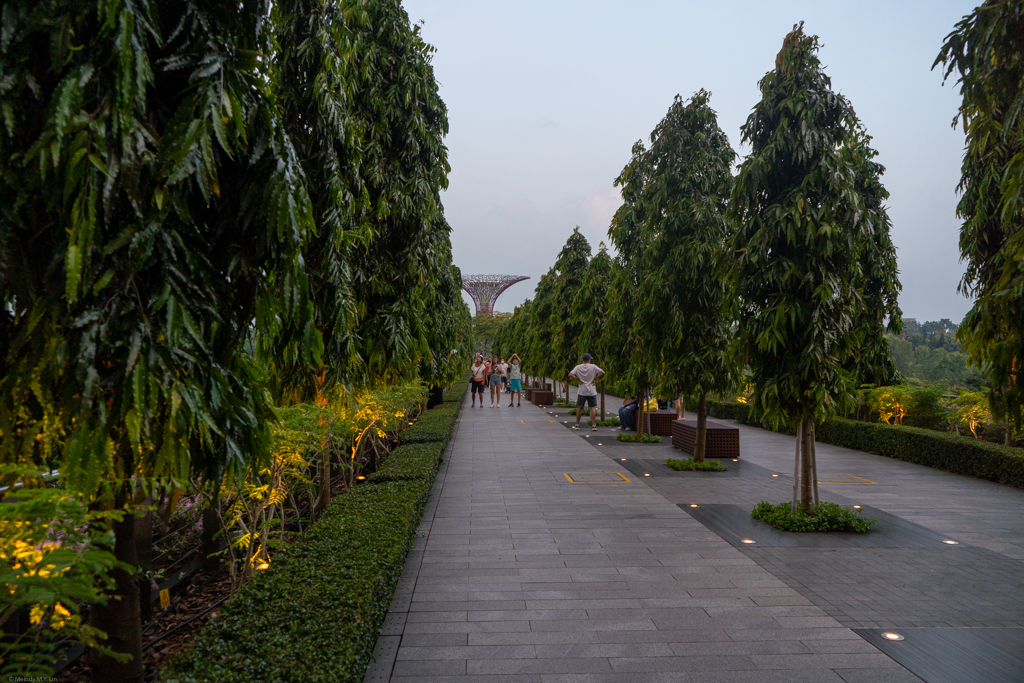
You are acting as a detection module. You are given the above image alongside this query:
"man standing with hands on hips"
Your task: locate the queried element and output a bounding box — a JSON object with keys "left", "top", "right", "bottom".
{"left": 569, "top": 353, "right": 605, "bottom": 431}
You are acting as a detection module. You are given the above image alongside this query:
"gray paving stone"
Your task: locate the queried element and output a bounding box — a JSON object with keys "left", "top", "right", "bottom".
{"left": 367, "top": 396, "right": 939, "bottom": 682}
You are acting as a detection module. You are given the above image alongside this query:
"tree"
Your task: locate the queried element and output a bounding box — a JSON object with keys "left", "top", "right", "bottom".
{"left": 527, "top": 268, "right": 560, "bottom": 389}
{"left": 842, "top": 127, "right": 903, "bottom": 389}
{"left": 572, "top": 245, "right": 615, "bottom": 416}
{"left": 552, "top": 228, "right": 592, "bottom": 389}
{"left": 936, "top": 1, "right": 1024, "bottom": 445}
{"left": 730, "top": 24, "right": 880, "bottom": 511}
{"left": 616, "top": 91, "right": 738, "bottom": 460}
{"left": 0, "top": 2, "right": 318, "bottom": 680}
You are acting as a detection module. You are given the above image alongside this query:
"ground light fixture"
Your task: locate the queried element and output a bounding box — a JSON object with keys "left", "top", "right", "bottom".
{"left": 621, "top": 458, "right": 626, "bottom": 461}
{"left": 882, "top": 632, "right": 904, "bottom": 641}
{"left": 355, "top": 475, "right": 365, "bottom": 480}
{"left": 944, "top": 540, "right": 959, "bottom": 545}
{"left": 741, "top": 539, "right": 755, "bottom": 544}
{"left": 644, "top": 473, "right": 650, "bottom": 477}
{"left": 853, "top": 505, "right": 862, "bottom": 509}
{"left": 690, "top": 504, "right": 698, "bottom": 508}
{"left": 772, "top": 474, "right": 779, "bottom": 477}
{"left": 732, "top": 459, "right": 738, "bottom": 461}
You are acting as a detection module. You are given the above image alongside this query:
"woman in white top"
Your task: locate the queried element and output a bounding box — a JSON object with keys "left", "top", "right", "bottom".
{"left": 470, "top": 355, "right": 487, "bottom": 407}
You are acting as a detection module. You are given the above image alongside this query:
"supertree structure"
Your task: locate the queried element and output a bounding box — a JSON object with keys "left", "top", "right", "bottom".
{"left": 462, "top": 274, "right": 530, "bottom": 316}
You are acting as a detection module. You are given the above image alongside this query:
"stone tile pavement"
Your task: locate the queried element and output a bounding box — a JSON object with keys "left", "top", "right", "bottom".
{"left": 364, "top": 397, "right": 933, "bottom": 682}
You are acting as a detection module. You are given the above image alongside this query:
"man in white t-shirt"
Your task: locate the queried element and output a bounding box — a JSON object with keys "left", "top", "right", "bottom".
{"left": 569, "top": 353, "right": 605, "bottom": 431}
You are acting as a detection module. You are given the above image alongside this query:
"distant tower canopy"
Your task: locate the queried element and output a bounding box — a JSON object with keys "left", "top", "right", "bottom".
{"left": 462, "top": 274, "right": 530, "bottom": 316}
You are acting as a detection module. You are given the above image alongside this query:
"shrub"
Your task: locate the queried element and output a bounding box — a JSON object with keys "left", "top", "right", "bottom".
{"left": 589, "top": 418, "right": 620, "bottom": 427}
{"left": 443, "top": 383, "right": 469, "bottom": 403}
{"left": 816, "top": 418, "right": 1024, "bottom": 488}
{"left": 616, "top": 433, "right": 661, "bottom": 443}
{"left": 707, "top": 400, "right": 751, "bottom": 421}
{"left": 162, "top": 429, "right": 455, "bottom": 682}
{"left": 664, "top": 458, "right": 726, "bottom": 472}
{"left": 751, "top": 501, "right": 875, "bottom": 533}
{"left": 400, "top": 405, "right": 459, "bottom": 444}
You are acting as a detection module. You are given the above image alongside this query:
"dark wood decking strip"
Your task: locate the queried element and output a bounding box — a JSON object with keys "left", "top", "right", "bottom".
{"left": 855, "top": 628, "right": 1024, "bottom": 683}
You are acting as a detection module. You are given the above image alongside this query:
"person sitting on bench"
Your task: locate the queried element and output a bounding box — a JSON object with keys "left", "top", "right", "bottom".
{"left": 618, "top": 395, "right": 639, "bottom": 431}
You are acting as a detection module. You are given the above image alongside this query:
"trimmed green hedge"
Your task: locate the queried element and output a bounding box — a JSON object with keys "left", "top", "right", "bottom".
{"left": 443, "top": 381, "right": 469, "bottom": 403}
{"left": 163, "top": 403, "right": 461, "bottom": 682}
{"left": 816, "top": 418, "right": 1024, "bottom": 488}
{"left": 707, "top": 400, "right": 1024, "bottom": 488}
{"left": 400, "top": 404, "right": 460, "bottom": 444}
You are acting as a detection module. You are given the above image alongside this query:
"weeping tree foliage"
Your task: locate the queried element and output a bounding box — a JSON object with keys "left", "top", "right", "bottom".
{"left": 936, "top": 1, "right": 1024, "bottom": 443}
{"left": 608, "top": 184, "right": 655, "bottom": 433}
{"left": 552, "top": 228, "right": 592, "bottom": 383}
{"left": 842, "top": 127, "right": 903, "bottom": 388}
{"left": 271, "top": 0, "right": 453, "bottom": 392}
{"left": 527, "top": 268, "right": 560, "bottom": 387}
{"left": 0, "top": 0, "right": 318, "bottom": 679}
{"left": 730, "top": 24, "right": 898, "bottom": 511}
{"left": 615, "top": 91, "right": 738, "bottom": 459}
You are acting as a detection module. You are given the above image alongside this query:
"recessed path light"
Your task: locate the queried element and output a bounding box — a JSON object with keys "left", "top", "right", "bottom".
{"left": 732, "top": 458, "right": 738, "bottom": 461}
{"left": 772, "top": 474, "right": 779, "bottom": 477}
{"left": 741, "top": 539, "right": 755, "bottom": 544}
{"left": 944, "top": 540, "right": 959, "bottom": 545}
{"left": 882, "top": 632, "right": 904, "bottom": 641}
{"left": 621, "top": 458, "right": 626, "bottom": 461}
{"left": 690, "top": 504, "right": 698, "bottom": 508}
{"left": 853, "top": 505, "right": 861, "bottom": 509}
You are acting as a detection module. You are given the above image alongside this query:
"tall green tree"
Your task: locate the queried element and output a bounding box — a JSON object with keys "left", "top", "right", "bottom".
{"left": 272, "top": 0, "right": 451, "bottom": 392}
{"left": 936, "top": 1, "right": 1024, "bottom": 444}
{"left": 528, "top": 268, "right": 560, "bottom": 388}
{"left": 730, "top": 24, "right": 875, "bottom": 511}
{"left": 842, "top": 127, "right": 903, "bottom": 389}
{"left": 552, "top": 228, "right": 592, "bottom": 387}
{"left": 617, "top": 91, "right": 738, "bottom": 459}
{"left": 572, "top": 244, "right": 614, "bottom": 415}
{"left": 0, "top": 1, "right": 317, "bottom": 679}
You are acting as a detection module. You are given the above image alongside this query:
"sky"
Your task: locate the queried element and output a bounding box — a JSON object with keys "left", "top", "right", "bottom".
{"left": 403, "top": 0, "right": 977, "bottom": 322}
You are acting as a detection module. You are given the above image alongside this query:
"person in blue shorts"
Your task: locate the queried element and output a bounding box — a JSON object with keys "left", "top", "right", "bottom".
{"left": 507, "top": 354, "right": 523, "bottom": 407}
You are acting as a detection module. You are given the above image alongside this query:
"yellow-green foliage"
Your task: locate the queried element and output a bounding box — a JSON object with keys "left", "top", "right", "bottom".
{"left": 0, "top": 467, "right": 129, "bottom": 678}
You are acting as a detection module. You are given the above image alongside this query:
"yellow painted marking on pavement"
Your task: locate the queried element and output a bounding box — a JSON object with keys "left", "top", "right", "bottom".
{"left": 816, "top": 473, "right": 878, "bottom": 485}
{"left": 563, "top": 472, "right": 631, "bottom": 483}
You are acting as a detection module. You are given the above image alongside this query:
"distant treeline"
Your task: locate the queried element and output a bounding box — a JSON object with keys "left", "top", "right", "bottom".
{"left": 886, "top": 318, "right": 985, "bottom": 389}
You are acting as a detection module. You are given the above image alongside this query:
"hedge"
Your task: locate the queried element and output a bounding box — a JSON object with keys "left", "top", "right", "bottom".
{"left": 707, "top": 400, "right": 1024, "bottom": 488}
{"left": 400, "top": 402, "right": 460, "bottom": 444}
{"left": 163, "top": 403, "right": 462, "bottom": 682}
{"left": 816, "top": 418, "right": 1024, "bottom": 488}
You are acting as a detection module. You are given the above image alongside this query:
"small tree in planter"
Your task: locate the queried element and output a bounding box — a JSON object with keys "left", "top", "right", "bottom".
{"left": 617, "top": 91, "right": 738, "bottom": 461}
{"left": 730, "top": 24, "right": 897, "bottom": 512}
{"left": 572, "top": 245, "right": 615, "bottom": 417}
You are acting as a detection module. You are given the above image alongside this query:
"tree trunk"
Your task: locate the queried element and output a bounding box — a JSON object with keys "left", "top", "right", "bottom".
{"left": 1007, "top": 425, "right": 1015, "bottom": 448}
{"left": 791, "top": 421, "right": 802, "bottom": 515}
{"left": 676, "top": 396, "right": 684, "bottom": 420}
{"left": 694, "top": 392, "right": 707, "bottom": 462}
{"left": 315, "top": 453, "right": 331, "bottom": 518}
{"left": 91, "top": 507, "right": 143, "bottom": 683}
{"left": 800, "top": 420, "right": 815, "bottom": 512}
{"left": 810, "top": 422, "right": 819, "bottom": 506}
{"left": 638, "top": 388, "right": 646, "bottom": 437}
{"left": 134, "top": 504, "right": 153, "bottom": 624}
{"left": 202, "top": 492, "right": 223, "bottom": 575}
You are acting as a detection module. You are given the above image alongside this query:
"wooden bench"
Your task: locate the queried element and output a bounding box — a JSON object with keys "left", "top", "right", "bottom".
{"left": 671, "top": 419, "right": 740, "bottom": 459}
{"left": 639, "top": 410, "right": 678, "bottom": 436}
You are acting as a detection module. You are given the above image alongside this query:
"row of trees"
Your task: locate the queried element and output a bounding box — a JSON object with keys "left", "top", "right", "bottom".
{"left": 495, "top": 24, "right": 902, "bottom": 507}
{"left": 0, "top": 1, "right": 470, "bottom": 680}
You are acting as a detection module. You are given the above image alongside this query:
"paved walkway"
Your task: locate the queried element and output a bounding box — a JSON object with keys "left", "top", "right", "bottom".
{"left": 365, "top": 395, "right": 1024, "bottom": 683}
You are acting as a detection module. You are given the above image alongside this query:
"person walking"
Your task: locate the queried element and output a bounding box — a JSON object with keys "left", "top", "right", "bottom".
{"left": 470, "top": 355, "right": 487, "bottom": 407}
{"left": 507, "top": 354, "right": 523, "bottom": 407}
{"left": 487, "top": 355, "right": 503, "bottom": 408}
{"left": 569, "top": 353, "right": 605, "bottom": 430}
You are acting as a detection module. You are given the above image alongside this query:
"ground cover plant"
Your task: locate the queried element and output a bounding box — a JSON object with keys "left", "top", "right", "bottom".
{"left": 665, "top": 458, "right": 727, "bottom": 472}
{"left": 162, "top": 390, "right": 463, "bottom": 682}
{"left": 751, "top": 501, "right": 876, "bottom": 533}
{"left": 617, "top": 433, "right": 662, "bottom": 443}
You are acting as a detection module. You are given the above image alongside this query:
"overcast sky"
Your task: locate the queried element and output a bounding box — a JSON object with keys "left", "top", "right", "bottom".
{"left": 404, "top": 0, "right": 977, "bottom": 322}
